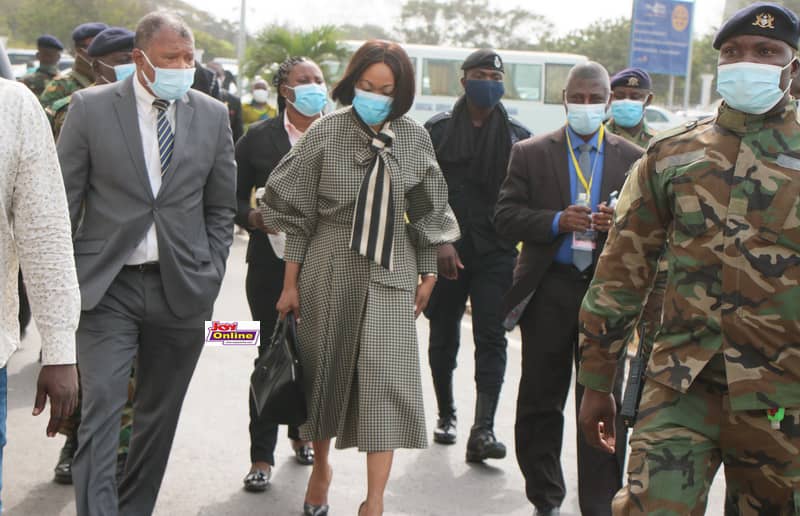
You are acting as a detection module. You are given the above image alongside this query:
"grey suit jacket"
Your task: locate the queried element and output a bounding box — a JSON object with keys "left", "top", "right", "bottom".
{"left": 57, "top": 75, "right": 237, "bottom": 318}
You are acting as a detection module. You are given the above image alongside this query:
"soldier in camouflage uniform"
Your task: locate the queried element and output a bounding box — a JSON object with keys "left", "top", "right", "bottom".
{"left": 605, "top": 68, "right": 657, "bottom": 149}
{"left": 39, "top": 22, "right": 107, "bottom": 116}
{"left": 19, "top": 35, "right": 63, "bottom": 97}
{"left": 578, "top": 3, "right": 800, "bottom": 514}
{"left": 53, "top": 27, "right": 136, "bottom": 486}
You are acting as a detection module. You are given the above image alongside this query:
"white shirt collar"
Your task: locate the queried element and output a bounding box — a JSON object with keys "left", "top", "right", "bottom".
{"left": 132, "top": 72, "right": 174, "bottom": 114}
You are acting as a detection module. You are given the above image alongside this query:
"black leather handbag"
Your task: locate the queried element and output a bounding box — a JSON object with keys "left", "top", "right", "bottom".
{"left": 250, "top": 314, "right": 307, "bottom": 425}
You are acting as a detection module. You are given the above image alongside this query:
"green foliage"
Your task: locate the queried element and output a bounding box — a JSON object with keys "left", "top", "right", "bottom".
{"left": 244, "top": 25, "right": 348, "bottom": 81}
{"left": 396, "top": 0, "right": 553, "bottom": 48}
{"left": 0, "top": 0, "right": 235, "bottom": 59}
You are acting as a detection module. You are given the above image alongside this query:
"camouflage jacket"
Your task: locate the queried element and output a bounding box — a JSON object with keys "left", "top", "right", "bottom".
{"left": 51, "top": 94, "right": 73, "bottom": 141}
{"left": 579, "top": 101, "right": 800, "bottom": 411}
{"left": 39, "top": 70, "right": 92, "bottom": 110}
{"left": 19, "top": 67, "right": 59, "bottom": 97}
{"left": 605, "top": 118, "right": 656, "bottom": 149}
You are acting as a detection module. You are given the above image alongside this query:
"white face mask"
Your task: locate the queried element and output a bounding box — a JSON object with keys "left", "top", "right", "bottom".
{"left": 252, "top": 89, "right": 269, "bottom": 104}
{"left": 716, "top": 60, "right": 794, "bottom": 115}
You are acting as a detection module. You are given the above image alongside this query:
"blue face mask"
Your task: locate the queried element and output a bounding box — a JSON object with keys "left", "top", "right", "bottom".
{"left": 464, "top": 79, "right": 505, "bottom": 109}
{"left": 566, "top": 103, "right": 607, "bottom": 135}
{"left": 141, "top": 52, "right": 195, "bottom": 101}
{"left": 113, "top": 63, "right": 136, "bottom": 82}
{"left": 716, "top": 61, "right": 793, "bottom": 115}
{"left": 610, "top": 99, "right": 645, "bottom": 128}
{"left": 287, "top": 83, "right": 328, "bottom": 117}
{"left": 353, "top": 88, "right": 393, "bottom": 126}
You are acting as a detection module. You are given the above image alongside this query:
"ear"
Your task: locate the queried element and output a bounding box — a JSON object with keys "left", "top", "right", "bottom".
{"left": 460, "top": 76, "right": 466, "bottom": 91}
{"left": 92, "top": 59, "right": 101, "bottom": 77}
{"left": 790, "top": 57, "right": 799, "bottom": 81}
{"left": 644, "top": 92, "right": 654, "bottom": 107}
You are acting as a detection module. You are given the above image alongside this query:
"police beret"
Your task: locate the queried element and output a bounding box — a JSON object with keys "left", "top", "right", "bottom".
{"left": 71, "top": 22, "right": 109, "bottom": 43}
{"left": 610, "top": 67, "right": 652, "bottom": 90}
{"left": 87, "top": 27, "right": 135, "bottom": 57}
{"left": 713, "top": 2, "right": 800, "bottom": 50}
{"left": 36, "top": 34, "right": 64, "bottom": 51}
{"left": 461, "top": 49, "right": 504, "bottom": 73}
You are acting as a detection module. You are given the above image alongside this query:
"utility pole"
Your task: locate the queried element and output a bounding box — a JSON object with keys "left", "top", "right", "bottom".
{"left": 237, "top": 0, "right": 246, "bottom": 75}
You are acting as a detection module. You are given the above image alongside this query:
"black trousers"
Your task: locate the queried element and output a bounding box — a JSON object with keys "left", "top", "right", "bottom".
{"left": 246, "top": 261, "right": 300, "bottom": 465}
{"left": 426, "top": 240, "right": 515, "bottom": 398}
{"left": 515, "top": 265, "right": 626, "bottom": 515}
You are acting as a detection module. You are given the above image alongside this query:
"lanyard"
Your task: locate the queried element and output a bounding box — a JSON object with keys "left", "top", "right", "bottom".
{"left": 565, "top": 124, "right": 605, "bottom": 204}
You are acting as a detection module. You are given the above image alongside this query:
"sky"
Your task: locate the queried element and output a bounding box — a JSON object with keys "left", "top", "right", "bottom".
{"left": 185, "top": 0, "right": 728, "bottom": 38}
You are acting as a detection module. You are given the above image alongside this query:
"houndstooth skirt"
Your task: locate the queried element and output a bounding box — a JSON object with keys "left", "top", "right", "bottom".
{"left": 296, "top": 222, "right": 428, "bottom": 452}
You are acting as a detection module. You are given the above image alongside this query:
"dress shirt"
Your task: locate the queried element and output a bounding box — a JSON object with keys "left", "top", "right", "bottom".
{"left": 127, "top": 76, "right": 176, "bottom": 265}
{"left": 284, "top": 110, "right": 305, "bottom": 146}
{"left": 551, "top": 125, "right": 605, "bottom": 264}
{"left": 0, "top": 79, "right": 80, "bottom": 366}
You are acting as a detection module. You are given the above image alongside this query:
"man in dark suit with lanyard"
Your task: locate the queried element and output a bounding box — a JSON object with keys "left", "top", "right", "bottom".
{"left": 495, "top": 62, "right": 643, "bottom": 515}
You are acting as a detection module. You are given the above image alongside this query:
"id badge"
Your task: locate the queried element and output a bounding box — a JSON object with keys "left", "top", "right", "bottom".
{"left": 572, "top": 230, "right": 597, "bottom": 251}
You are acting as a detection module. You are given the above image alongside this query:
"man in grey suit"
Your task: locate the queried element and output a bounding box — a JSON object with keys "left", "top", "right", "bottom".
{"left": 57, "top": 12, "right": 236, "bottom": 516}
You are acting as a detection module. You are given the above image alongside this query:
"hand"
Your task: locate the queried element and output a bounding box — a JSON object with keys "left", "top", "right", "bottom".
{"left": 414, "top": 275, "right": 437, "bottom": 318}
{"left": 34, "top": 364, "right": 79, "bottom": 437}
{"left": 592, "top": 202, "right": 614, "bottom": 233}
{"left": 437, "top": 244, "right": 464, "bottom": 281}
{"left": 578, "top": 387, "right": 617, "bottom": 454}
{"left": 558, "top": 205, "right": 592, "bottom": 233}
{"left": 276, "top": 286, "right": 300, "bottom": 321}
{"left": 247, "top": 209, "right": 278, "bottom": 235}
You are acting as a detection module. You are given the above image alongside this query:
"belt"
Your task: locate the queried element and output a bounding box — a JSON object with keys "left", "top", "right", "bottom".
{"left": 548, "top": 261, "right": 594, "bottom": 281}
{"left": 123, "top": 262, "right": 160, "bottom": 273}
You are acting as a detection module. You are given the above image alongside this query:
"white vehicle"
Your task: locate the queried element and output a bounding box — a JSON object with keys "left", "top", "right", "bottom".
{"left": 644, "top": 105, "right": 687, "bottom": 132}
{"left": 335, "top": 42, "right": 588, "bottom": 135}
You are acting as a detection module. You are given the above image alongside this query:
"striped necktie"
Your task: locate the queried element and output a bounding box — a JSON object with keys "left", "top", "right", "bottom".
{"left": 152, "top": 98, "right": 174, "bottom": 176}
{"left": 350, "top": 123, "right": 395, "bottom": 270}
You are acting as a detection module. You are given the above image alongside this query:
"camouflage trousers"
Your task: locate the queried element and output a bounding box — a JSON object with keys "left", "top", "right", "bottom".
{"left": 59, "top": 365, "right": 136, "bottom": 455}
{"left": 614, "top": 356, "right": 800, "bottom": 515}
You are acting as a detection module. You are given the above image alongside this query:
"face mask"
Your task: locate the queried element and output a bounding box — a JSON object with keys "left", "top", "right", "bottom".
{"left": 716, "top": 60, "right": 793, "bottom": 115}
{"left": 566, "top": 103, "right": 607, "bottom": 135}
{"left": 140, "top": 51, "right": 195, "bottom": 101}
{"left": 113, "top": 63, "right": 136, "bottom": 82}
{"left": 464, "top": 79, "right": 505, "bottom": 109}
{"left": 287, "top": 83, "right": 328, "bottom": 117}
{"left": 252, "top": 89, "right": 269, "bottom": 104}
{"left": 353, "top": 88, "right": 393, "bottom": 126}
{"left": 610, "top": 99, "right": 645, "bottom": 128}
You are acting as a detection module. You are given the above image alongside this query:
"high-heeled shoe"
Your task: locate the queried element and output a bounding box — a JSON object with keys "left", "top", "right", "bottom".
{"left": 303, "top": 502, "right": 329, "bottom": 516}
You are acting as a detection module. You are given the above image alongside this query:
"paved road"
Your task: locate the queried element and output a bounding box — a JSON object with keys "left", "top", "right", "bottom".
{"left": 4, "top": 235, "right": 726, "bottom": 515}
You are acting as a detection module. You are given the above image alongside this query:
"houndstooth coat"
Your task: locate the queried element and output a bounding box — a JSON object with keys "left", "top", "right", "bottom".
{"left": 262, "top": 107, "right": 459, "bottom": 451}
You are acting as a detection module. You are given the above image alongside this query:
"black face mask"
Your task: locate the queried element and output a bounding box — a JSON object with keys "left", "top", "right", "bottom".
{"left": 465, "top": 79, "right": 505, "bottom": 109}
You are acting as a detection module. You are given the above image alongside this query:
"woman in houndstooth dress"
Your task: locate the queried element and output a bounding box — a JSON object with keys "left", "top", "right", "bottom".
{"left": 262, "top": 41, "right": 459, "bottom": 516}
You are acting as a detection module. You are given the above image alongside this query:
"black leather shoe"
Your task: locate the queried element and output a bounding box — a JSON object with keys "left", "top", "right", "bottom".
{"left": 534, "top": 506, "right": 560, "bottom": 516}
{"left": 54, "top": 436, "right": 78, "bottom": 484}
{"left": 466, "top": 427, "right": 507, "bottom": 462}
{"left": 433, "top": 414, "right": 457, "bottom": 444}
{"left": 243, "top": 468, "right": 271, "bottom": 492}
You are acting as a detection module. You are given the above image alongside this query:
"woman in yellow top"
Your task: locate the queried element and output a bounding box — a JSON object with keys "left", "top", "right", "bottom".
{"left": 242, "top": 78, "right": 277, "bottom": 127}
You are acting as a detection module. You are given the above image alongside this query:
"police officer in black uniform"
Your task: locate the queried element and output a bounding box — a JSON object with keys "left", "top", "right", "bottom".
{"left": 424, "top": 49, "right": 530, "bottom": 462}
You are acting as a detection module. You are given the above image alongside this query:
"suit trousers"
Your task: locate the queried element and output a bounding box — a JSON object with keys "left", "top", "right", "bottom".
{"left": 515, "top": 265, "right": 626, "bottom": 515}
{"left": 72, "top": 268, "right": 208, "bottom": 516}
{"left": 245, "top": 261, "right": 301, "bottom": 465}
{"left": 426, "top": 240, "right": 515, "bottom": 397}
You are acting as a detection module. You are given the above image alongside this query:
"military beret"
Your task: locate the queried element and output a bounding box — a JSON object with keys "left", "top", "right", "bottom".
{"left": 87, "top": 27, "right": 135, "bottom": 57}
{"left": 713, "top": 2, "right": 800, "bottom": 50}
{"left": 36, "top": 34, "right": 64, "bottom": 51}
{"left": 462, "top": 49, "right": 504, "bottom": 73}
{"left": 71, "top": 22, "right": 109, "bottom": 43}
{"left": 610, "top": 67, "right": 652, "bottom": 90}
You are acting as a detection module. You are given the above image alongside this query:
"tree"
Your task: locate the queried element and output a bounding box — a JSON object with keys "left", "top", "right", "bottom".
{"left": 243, "top": 25, "right": 349, "bottom": 81}
{"left": 396, "top": 0, "right": 553, "bottom": 49}
{"left": 537, "top": 18, "right": 631, "bottom": 79}
{"left": 338, "top": 23, "right": 394, "bottom": 42}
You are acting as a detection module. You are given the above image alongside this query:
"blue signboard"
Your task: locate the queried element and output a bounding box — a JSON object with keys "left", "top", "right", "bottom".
{"left": 629, "top": 0, "right": 694, "bottom": 76}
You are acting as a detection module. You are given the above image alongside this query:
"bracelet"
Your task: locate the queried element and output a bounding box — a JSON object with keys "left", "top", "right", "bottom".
{"left": 422, "top": 273, "right": 437, "bottom": 278}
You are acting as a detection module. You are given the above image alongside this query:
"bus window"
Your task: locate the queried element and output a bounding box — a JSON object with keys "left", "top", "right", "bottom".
{"left": 544, "top": 63, "right": 573, "bottom": 104}
{"left": 422, "top": 58, "right": 462, "bottom": 97}
{"left": 505, "top": 63, "right": 542, "bottom": 101}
